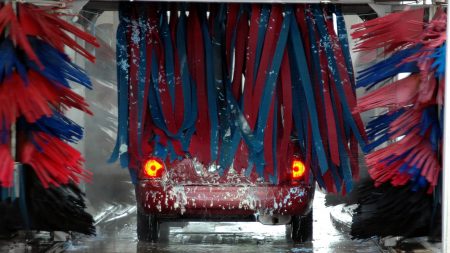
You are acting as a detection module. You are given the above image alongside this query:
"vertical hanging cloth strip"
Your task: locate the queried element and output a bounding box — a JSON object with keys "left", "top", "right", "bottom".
{"left": 352, "top": 7, "right": 446, "bottom": 193}
{"left": 186, "top": 5, "right": 210, "bottom": 165}
{"left": 113, "top": 3, "right": 366, "bottom": 193}
{"left": 312, "top": 6, "right": 366, "bottom": 193}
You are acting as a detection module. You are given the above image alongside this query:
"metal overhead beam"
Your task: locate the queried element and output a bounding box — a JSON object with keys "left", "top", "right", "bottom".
{"left": 82, "top": 0, "right": 379, "bottom": 18}
{"left": 81, "top": 0, "right": 437, "bottom": 17}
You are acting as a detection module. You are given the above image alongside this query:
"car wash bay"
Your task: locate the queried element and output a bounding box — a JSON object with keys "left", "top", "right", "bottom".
{"left": 0, "top": 1, "right": 447, "bottom": 253}
{"left": 62, "top": 191, "right": 383, "bottom": 253}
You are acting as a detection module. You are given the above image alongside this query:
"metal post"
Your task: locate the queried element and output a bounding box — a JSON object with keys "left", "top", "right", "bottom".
{"left": 443, "top": 1, "right": 450, "bottom": 252}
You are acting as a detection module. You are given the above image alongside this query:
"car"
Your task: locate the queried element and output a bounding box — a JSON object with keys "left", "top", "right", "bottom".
{"left": 134, "top": 139, "right": 315, "bottom": 243}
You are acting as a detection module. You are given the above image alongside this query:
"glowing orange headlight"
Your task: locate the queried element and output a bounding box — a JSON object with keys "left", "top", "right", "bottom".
{"left": 143, "top": 158, "right": 164, "bottom": 178}
{"left": 292, "top": 159, "right": 305, "bottom": 180}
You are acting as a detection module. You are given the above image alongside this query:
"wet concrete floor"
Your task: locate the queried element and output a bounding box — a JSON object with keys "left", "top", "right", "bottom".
{"left": 63, "top": 191, "right": 381, "bottom": 253}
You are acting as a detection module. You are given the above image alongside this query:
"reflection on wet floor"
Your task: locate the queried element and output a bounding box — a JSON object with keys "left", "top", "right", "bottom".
{"left": 64, "top": 191, "right": 381, "bottom": 253}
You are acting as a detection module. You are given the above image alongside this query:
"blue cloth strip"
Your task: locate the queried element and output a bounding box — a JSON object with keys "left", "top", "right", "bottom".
{"left": 201, "top": 11, "right": 220, "bottom": 162}
{"left": 160, "top": 12, "right": 177, "bottom": 108}
{"left": 430, "top": 43, "right": 446, "bottom": 78}
{"left": 109, "top": 7, "right": 130, "bottom": 168}
{"left": 177, "top": 11, "right": 198, "bottom": 151}
{"left": 135, "top": 9, "right": 147, "bottom": 159}
{"left": 311, "top": 6, "right": 366, "bottom": 152}
{"left": 333, "top": 6, "right": 355, "bottom": 86}
{"left": 218, "top": 5, "right": 244, "bottom": 175}
{"left": 289, "top": 11, "right": 329, "bottom": 174}
{"left": 253, "top": 5, "right": 270, "bottom": 86}
{"left": 269, "top": 95, "right": 279, "bottom": 184}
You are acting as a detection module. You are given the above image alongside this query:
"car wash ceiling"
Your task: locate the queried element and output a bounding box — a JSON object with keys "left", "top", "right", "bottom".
{"left": 80, "top": 0, "right": 444, "bottom": 27}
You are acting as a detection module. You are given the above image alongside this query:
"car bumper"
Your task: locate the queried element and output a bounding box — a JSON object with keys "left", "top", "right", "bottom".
{"left": 136, "top": 181, "right": 314, "bottom": 219}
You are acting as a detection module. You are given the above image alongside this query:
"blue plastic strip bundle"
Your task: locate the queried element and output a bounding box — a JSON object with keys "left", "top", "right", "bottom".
{"left": 109, "top": 6, "right": 130, "bottom": 168}
{"left": 0, "top": 40, "right": 28, "bottom": 82}
{"left": 357, "top": 45, "right": 421, "bottom": 90}
{"left": 420, "top": 107, "right": 441, "bottom": 151}
{"left": 0, "top": 37, "right": 92, "bottom": 89}
{"left": 364, "top": 109, "right": 405, "bottom": 152}
{"left": 31, "top": 110, "right": 83, "bottom": 143}
{"left": 430, "top": 43, "right": 446, "bottom": 78}
{"left": 28, "top": 38, "right": 93, "bottom": 89}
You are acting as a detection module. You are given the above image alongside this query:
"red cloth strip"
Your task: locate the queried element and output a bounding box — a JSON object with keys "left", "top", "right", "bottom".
{"left": 242, "top": 4, "right": 261, "bottom": 124}
{"left": 128, "top": 7, "right": 140, "bottom": 168}
{"left": 249, "top": 5, "right": 283, "bottom": 131}
{"left": 231, "top": 11, "right": 249, "bottom": 101}
{"left": 187, "top": 7, "right": 211, "bottom": 164}
{"left": 323, "top": 9, "right": 366, "bottom": 139}
{"left": 277, "top": 51, "right": 293, "bottom": 182}
{"left": 225, "top": 4, "right": 239, "bottom": 72}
